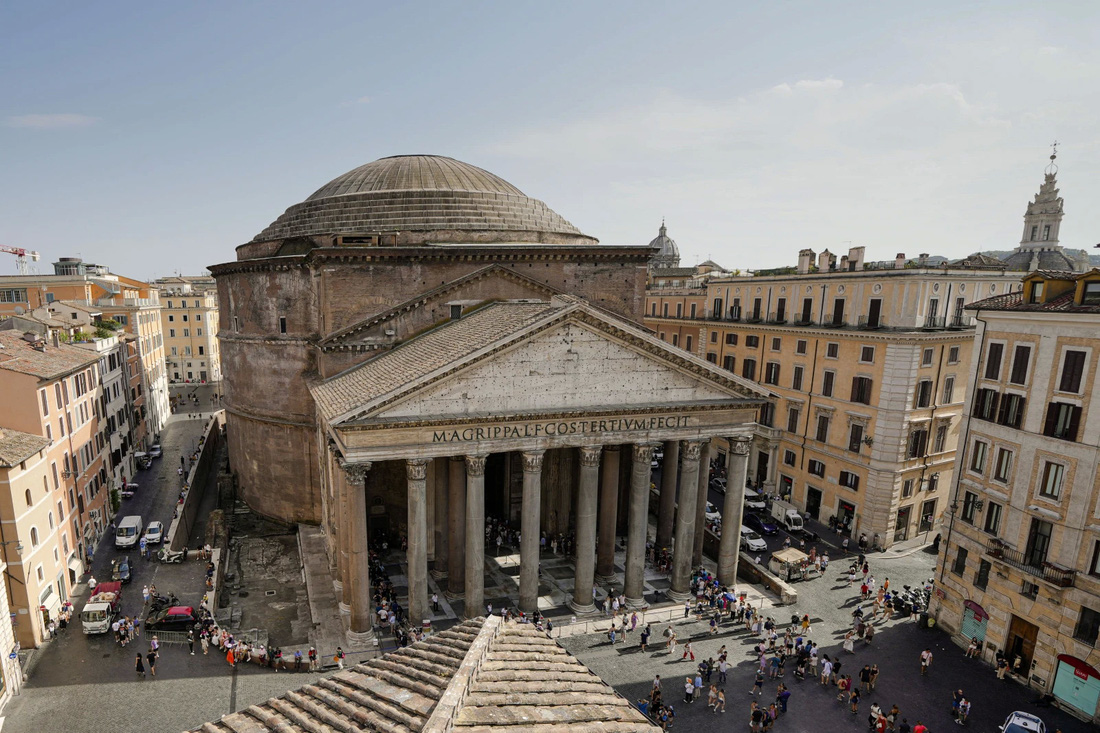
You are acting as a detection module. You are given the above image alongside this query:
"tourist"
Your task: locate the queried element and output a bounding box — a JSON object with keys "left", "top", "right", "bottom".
{"left": 919, "top": 648, "right": 932, "bottom": 676}
{"left": 135, "top": 653, "right": 145, "bottom": 679}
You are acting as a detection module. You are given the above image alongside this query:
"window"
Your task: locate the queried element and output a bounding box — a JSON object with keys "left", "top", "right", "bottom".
{"left": 279, "top": 317, "right": 287, "bottom": 334}
{"left": 693, "top": 304, "right": 699, "bottom": 319}
{"left": 706, "top": 352, "right": 717, "bottom": 364}
{"left": 831, "top": 298, "right": 845, "bottom": 324}
{"left": 171, "top": 346, "right": 178, "bottom": 356}
{"left": 710, "top": 331, "right": 717, "bottom": 343}
{"left": 1043, "top": 402, "right": 1082, "bottom": 441}
{"left": 796, "top": 340, "right": 807, "bottom": 355}
{"left": 1030, "top": 281, "right": 1045, "bottom": 303}
{"left": 786, "top": 407, "right": 800, "bottom": 433}
{"left": 902, "top": 479, "right": 914, "bottom": 498}
{"left": 771, "top": 337, "right": 781, "bottom": 351}
{"left": 847, "top": 376, "right": 871, "bottom": 405}
{"left": 808, "top": 459, "right": 825, "bottom": 477}
{"left": 985, "top": 499, "right": 1003, "bottom": 534}
{"left": 169, "top": 328, "right": 176, "bottom": 338}
{"left": 1091, "top": 541, "right": 1100, "bottom": 577}
{"left": 1058, "top": 350, "right": 1087, "bottom": 393}
{"left": 168, "top": 314, "right": 175, "bottom": 322}
{"left": 40, "top": 390, "right": 49, "bottom": 417}
{"left": 984, "top": 342, "right": 1004, "bottom": 380}
{"left": 914, "top": 379, "right": 933, "bottom": 408}
{"left": 24, "top": 489, "right": 32, "bottom": 506}
{"left": 848, "top": 424, "right": 864, "bottom": 453}
{"left": 822, "top": 370, "right": 835, "bottom": 397}
{"left": 948, "top": 345, "right": 960, "bottom": 364}
{"left": 972, "top": 388, "right": 999, "bottom": 422}
{"left": 942, "top": 376, "right": 955, "bottom": 404}
{"left": 825, "top": 342, "right": 839, "bottom": 359}
{"left": 908, "top": 428, "right": 928, "bottom": 459}
{"left": 1039, "top": 461, "right": 1065, "bottom": 499}
{"left": 725, "top": 333, "right": 737, "bottom": 346}
{"left": 764, "top": 362, "right": 780, "bottom": 385}
{"left": 975, "top": 560, "right": 991, "bottom": 591}
{"left": 783, "top": 450, "right": 796, "bottom": 467}
{"left": 839, "top": 471, "right": 859, "bottom": 490}
{"left": 745, "top": 335, "right": 759, "bottom": 348}
{"left": 996, "top": 393, "right": 1026, "bottom": 429}
{"left": 30, "top": 527, "right": 38, "bottom": 547}
{"left": 758, "top": 403, "right": 774, "bottom": 428}
{"left": 662, "top": 303, "right": 669, "bottom": 317}
{"left": 1030, "top": 225, "right": 1039, "bottom": 241}
{"left": 198, "top": 346, "right": 205, "bottom": 356}
{"left": 815, "top": 415, "right": 830, "bottom": 443}
{"left": 994, "top": 448, "right": 1012, "bottom": 483}
{"left": 684, "top": 335, "right": 693, "bottom": 352}
{"left": 742, "top": 359, "right": 756, "bottom": 380}
{"left": 961, "top": 491, "right": 978, "bottom": 524}
{"left": 952, "top": 547, "right": 968, "bottom": 576}
{"left": 970, "top": 440, "right": 988, "bottom": 473}
{"left": 775, "top": 298, "right": 786, "bottom": 322}
{"left": 792, "top": 366, "right": 804, "bottom": 391}
{"left": 722, "top": 355, "right": 735, "bottom": 372}
{"left": 1025, "top": 518, "right": 1053, "bottom": 566}
{"left": 860, "top": 346, "right": 875, "bottom": 363}
{"left": 1083, "top": 282, "right": 1100, "bottom": 306}
{"left": 1043, "top": 224, "right": 1051, "bottom": 240}
{"left": 1009, "top": 345, "right": 1031, "bottom": 385}
{"left": 921, "top": 348, "right": 934, "bottom": 367}
{"left": 650, "top": 303, "right": 657, "bottom": 316}
{"left": 672, "top": 334, "right": 679, "bottom": 347}
{"left": 1074, "top": 608, "right": 1100, "bottom": 645}
{"left": 675, "top": 303, "right": 683, "bottom": 318}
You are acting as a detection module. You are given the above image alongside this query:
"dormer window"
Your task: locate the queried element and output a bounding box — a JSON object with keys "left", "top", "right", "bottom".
{"left": 1083, "top": 282, "right": 1100, "bottom": 306}
{"left": 1030, "top": 282, "right": 1045, "bottom": 304}
{"left": 450, "top": 305, "right": 462, "bottom": 320}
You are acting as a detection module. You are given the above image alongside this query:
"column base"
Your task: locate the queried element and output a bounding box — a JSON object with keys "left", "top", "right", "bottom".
{"left": 594, "top": 573, "right": 618, "bottom": 586}
{"left": 338, "top": 602, "right": 351, "bottom": 616}
{"left": 665, "top": 588, "right": 693, "bottom": 603}
{"left": 569, "top": 599, "right": 598, "bottom": 616}
{"left": 430, "top": 567, "right": 448, "bottom": 581}
{"left": 333, "top": 580, "right": 343, "bottom": 594}
{"left": 345, "top": 628, "right": 376, "bottom": 650}
{"left": 444, "top": 589, "right": 465, "bottom": 602}
{"left": 625, "top": 596, "right": 649, "bottom": 611}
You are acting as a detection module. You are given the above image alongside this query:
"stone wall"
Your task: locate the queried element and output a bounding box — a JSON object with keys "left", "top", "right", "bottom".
{"left": 167, "top": 411, "right": 225, "bottom": 551}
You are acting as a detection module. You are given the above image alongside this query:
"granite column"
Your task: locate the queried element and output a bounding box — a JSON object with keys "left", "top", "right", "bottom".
{"left": 569, "top": 445, "right": 602, "bottom": 614}
{"left": 718, "top": 437, "right": 752, "bottom": 586}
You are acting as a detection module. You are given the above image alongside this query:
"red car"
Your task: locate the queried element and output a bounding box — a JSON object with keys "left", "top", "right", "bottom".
{"left": 146, "top": 605, "right": 198, "bottom": 631}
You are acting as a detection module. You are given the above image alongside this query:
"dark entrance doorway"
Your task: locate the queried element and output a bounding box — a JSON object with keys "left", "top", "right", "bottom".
{"left": 836, "top": 500, "right": 856, "bottom": 533}
{"left": 755, "top": 451, "right": 769, "bottom": 487}
{"left": 1007, "top": 615, "right": 1039, "bottom": 679}
{"left": 805, "top": 487, "right": 822, "bottom": 520}
{"left": 867, "top": 298, "right": 882, "bottom": 328}
{"left": 894, "top": 506, "right": 911, "bottom": 542}
{"left": 485, "top": 453, "right": 509, "bottom": 518}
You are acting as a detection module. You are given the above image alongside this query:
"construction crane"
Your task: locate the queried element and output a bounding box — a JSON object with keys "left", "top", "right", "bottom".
{"left": 0, "top": 245, "right": 41, "bottom": 275}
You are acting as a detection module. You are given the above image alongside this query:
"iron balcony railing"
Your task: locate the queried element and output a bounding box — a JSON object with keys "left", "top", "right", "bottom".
{"left": 923, "top": 316, "right": 946, "bottom": 329}
{"left": 984, "top": 540, "right": 1076, "bottom": 588}
{"left": 857, "top": 315, "right": 885, "bottom": 330}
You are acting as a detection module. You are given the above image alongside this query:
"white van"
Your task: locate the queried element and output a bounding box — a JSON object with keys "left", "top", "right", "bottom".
{"left": 115, "top": 515, "right": 143, "bottom": 549}
{"left": 743, "top": 489, "right": 767, "bottom": 511}
{"left": 740, "top": 526, "right": 768, "bottom": 552}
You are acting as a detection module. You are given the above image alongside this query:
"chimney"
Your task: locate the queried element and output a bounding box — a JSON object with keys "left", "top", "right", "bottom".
{"left": 52, "top": 331, "right": 61, "bottom": 348}
{"left": 895, "top": 253, "right": 906, "bottom": 269}
{"left": 918, "top": 253, "right": 929, "bottom": 266}
{"left": 797, "top": 249, "right": 815, "bottom": 275}
{"left": 839, "top": 255, "right": 849, "bottom": 271}
{"left": 848, "top": 246, "right": 866, "bottom": 271}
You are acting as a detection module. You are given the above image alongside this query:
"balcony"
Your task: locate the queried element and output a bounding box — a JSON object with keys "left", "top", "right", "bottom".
{"left": 766, "top": 312, "right": 788, "bottom": 325}
{"left": 857, "top": 315, "right": 885, "bottom": 330}
{"left": 984, "top": 540, "right": 1076, "bottom": 588}
{"left": 823, "top": 313, "right": 847, "bottom": 328}
{"left": 745, "top": 314, "right": 763, "bottom": 324}
{"left": 922, "top": 316, "right": 946, "bottom": 330}
{"left": 948, "top": 314, "right": 975, "bottom": 329}
{"left": 793, "top": 317, "right": 814, "bottom": 326}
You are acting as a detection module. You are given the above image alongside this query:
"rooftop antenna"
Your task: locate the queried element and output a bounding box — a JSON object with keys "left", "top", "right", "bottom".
{"left": 1046, "top": 140, "right": 1059, "bottom": 175}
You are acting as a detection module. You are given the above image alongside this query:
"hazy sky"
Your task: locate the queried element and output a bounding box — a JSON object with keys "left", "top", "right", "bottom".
{"left": 2, "top": 2, "right": 1098, "bottom": 279}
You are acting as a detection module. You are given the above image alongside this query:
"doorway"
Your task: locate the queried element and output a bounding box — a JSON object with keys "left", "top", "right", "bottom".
{"left": 836, "top": 500, "right": 856, "bottom": 533}
{"left": 894, "top": 506, "right": 911, "bottom": 542}
{"left": 1006, "top": 615, "right": 1039, "bottom": 678}
{"left": 805, "top": 487, "right": 822, "bottom": 520}
{"left": 755, "top": 451, "right": 769, "bottom": 488}
{"left": 867, "top": 299, "right": 882, "bottom": 329}
{"left": 919, "top": 499, "right": 937, "bottom": 533}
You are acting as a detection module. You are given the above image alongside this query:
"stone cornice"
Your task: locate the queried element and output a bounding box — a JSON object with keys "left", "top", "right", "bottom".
{"left": 644, "top": 317, "right": 978, "bottom": 343}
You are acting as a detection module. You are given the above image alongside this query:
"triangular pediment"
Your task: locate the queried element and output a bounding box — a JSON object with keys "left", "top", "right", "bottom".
{"left": 320, "top": 265, "right": 566, "bottom": 350}
{"left": 315, "top": 299, "right": 767, "bottom": 426}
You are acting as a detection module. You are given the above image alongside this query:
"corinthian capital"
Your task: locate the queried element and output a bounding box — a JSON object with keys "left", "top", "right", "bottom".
{"left": 730, "top": 437, "right": 752, "bottom": 456}
{"left": 406, "top": 458, "right": 429, "bottom": 481}
{"left": 681, "top": 440, "right": 703, "bottom": 462}
{"left": 522, "top": 451, "right": 544, "bottom": 473}
{"left": 465, "top": 454, "right": 487, "bottom": 477}
{"left": 632, "top": 443, "right": 659, "bottom": 464}
{"left": 579, "top": 445, "right": 602, "bottom": 468}
{"left": 340, "top": 460, "right": 372, "bottom": 484}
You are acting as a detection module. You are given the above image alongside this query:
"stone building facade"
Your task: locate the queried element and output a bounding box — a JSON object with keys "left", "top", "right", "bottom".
{"left": 154, "top": 276, "right": 221, "bottom": 384}
{"left": 932, "top": 268, "right": 1100, "bottom": 722}
{"left": 212, "top": 155, "right": 768, "bottom": 641}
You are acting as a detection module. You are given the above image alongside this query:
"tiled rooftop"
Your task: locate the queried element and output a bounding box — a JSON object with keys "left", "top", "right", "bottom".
{"left": 0, "top": 330, "right": 100, "bottom": 380}
{"left": 0, "top": 428, "right": 50, "bottom": 468}
{"left": 967, "top": 291, "right": 1100, "bottom": 314}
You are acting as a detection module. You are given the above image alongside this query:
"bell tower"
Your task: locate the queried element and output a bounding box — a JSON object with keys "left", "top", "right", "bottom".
{"left": 1019, "top": 143, "right": 1064, "bottom": 250}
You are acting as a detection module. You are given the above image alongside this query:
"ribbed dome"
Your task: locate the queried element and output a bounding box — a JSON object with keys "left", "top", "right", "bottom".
{"left": 252, "top": 155, "right": 595, "bottom": 246}
{"left": 648, "top": 222, "right": 680, "bottom": 268}
{"left": 306, "top": 155, "right": 525, "bottom": 200}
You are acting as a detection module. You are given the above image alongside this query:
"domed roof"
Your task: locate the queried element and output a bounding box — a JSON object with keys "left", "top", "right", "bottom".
{"left": 648, "top": 222, "right": 680, "bottom": 268}
{"left": 252, "top": 155, "right": 595, "bottom": 245}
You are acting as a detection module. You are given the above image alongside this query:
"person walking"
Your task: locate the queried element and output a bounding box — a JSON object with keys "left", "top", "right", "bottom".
{"left": 751, "top": 669, "right": 765, "bottom": 696}
{"left": 640, "top": 625, "right": 650, "bottom": 652}
{"left": 956, "top": 698, "right": 970, "bottom": 725}
{"left": 336, "top": 647, "right": 345, "bottom": 669}
{"left": 821, "top": 657, "right": 833, "bottom": 686}
{"left": 681, "top": 641, "right": 695, "bottom": 661}
{"left": 849, "top": 686, "right": 861, "bottom": 715}
{"left": 147, "top": 650, "right": 158, "bottom": 677}
{"left": 715, "top": 688, "right": 726, "bottom": 713}
{"left": 187, "top": 629, "right": 195, "bottom": 655}
{"left": 859, "top": 664, "right": 872, "bottom": 691}
{"left": 919, "top": 648, "right": 932, "bottom": 676}
{"left": 309, "top": 646, "right": 318, "bottom": 671}
{"left": 135, "top": 653, "right": 146, "bottom": 678}
{"left": 996, "top": 655, "right": 1009, "bottom": 680}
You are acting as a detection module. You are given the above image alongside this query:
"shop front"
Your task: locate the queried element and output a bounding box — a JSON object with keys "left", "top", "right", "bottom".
{"left": 1052, "top": 654, "right": 1100, "bottom": 721}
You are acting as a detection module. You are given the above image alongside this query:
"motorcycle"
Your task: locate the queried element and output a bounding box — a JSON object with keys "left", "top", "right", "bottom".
{"left": 158, "top": 547, "right": 185, "bottom": 564}
{"left": 148, "top": 591, "right": 180, "bottom": 610}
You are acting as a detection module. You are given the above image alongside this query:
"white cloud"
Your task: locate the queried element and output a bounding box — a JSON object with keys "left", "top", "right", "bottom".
{"left": 6, "top": 113, "right": 99, "bottom": 129}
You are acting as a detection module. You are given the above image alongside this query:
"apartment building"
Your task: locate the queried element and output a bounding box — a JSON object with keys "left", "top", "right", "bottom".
{"left": 153, "top": 276, "right": 221, "bottom": 384}
{"left": 0, "top": 330, "right": 114, "bottom": 646}
{"left": 0, "top": 257, "right": 170, "bottom": 437}
{"left": 932, "top": 268, "right": 1100, "bottom": 721}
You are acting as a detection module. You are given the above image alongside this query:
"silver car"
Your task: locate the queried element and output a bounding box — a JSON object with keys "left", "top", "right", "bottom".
{"left": 144, "top": 521, "right": 164, "bottom": 545}
{"left": 1000, "top": 711, "right": 1045, "bottom": 733}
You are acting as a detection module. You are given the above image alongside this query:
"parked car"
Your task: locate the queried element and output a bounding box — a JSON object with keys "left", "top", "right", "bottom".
{"left": 704, "top": 501, "right": 721, "bottom": 522}
{"left": 743, "top": 488, "right": 767, "bottom": 512}
{"left": 744, "top": 512, "right": 779, "bottom": 536}
{"left": 999, "top": 712, "right": 1045, "bottom": 733}
{"left": 134, "top": 452, "right": 152, "bottom": 470}
{"left": 111, "top": 556, "right": 133, "bottom": 584}
{"left": 709, "top": 477, "right": 726, "bottom": 493}
{"left": 144, "top": 521, "right": 164, "bottom": 545}
{"left": 740, "top": 527, "right": 768, "bottom": 552}
{"left": 149, "top": 444, "right": 163, "bottom": 459}
{"left": 145, "top": 605, "right": 199, "bottom": 631}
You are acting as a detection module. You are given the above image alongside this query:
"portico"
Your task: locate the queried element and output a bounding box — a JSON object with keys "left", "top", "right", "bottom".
{"left": 310, "top": 297, "right": 766, "bottom": 641}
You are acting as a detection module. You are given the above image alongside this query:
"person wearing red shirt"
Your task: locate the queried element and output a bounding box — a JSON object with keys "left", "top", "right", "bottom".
{"left": 913, "top": 721, "right": 927, "bottom": 733}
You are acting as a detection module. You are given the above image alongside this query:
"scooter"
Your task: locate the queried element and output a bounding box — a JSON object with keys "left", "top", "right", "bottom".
{"left": 158, "top": 547, "right": 185, "bottom": 564}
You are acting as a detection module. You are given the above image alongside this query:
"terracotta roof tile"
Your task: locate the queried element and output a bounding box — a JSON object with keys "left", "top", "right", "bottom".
{"left": 0, "top": 330, "right": 100, "bottom": 380}
{"left": 0, "top": 428, "right": 50, "bottom": 467}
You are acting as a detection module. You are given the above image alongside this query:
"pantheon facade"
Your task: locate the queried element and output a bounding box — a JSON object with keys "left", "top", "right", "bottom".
{"left": 210, "top": 155, "right": 767, "bottom": 642}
